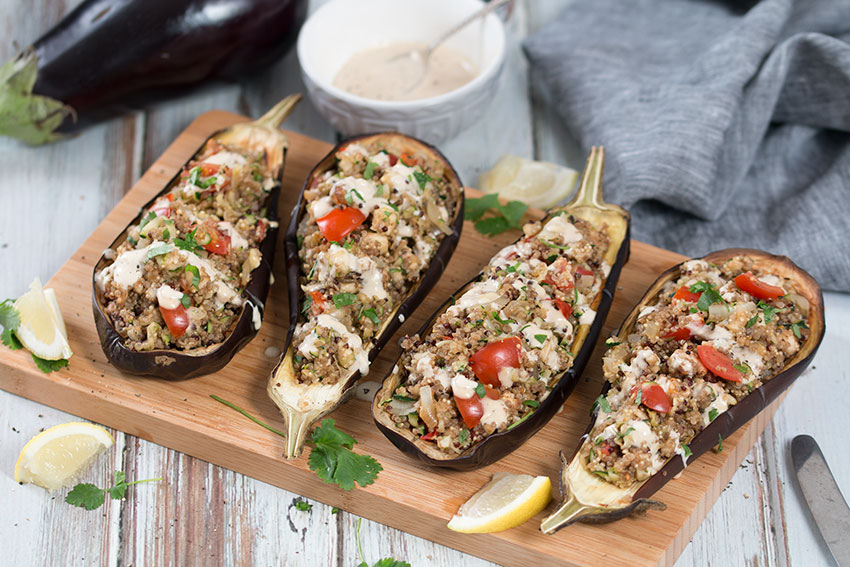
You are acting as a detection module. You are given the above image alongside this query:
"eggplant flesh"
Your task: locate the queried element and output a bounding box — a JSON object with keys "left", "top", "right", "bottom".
{"left": 3, "top": 0, "right": 307, "bottom": 143}
{"left": 92, "top": 95, "right": 300, "bottom": 380}
{"left": 372, "top": 147, "right": 631, "bottom": 470}
{"left": 540, "top": 248, "right": 826, "bottom": 533}
{"left": 268, "top": 133, "right": 465, "bottom": 458}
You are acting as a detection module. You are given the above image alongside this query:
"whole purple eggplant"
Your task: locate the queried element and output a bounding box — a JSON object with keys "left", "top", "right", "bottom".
{"left": 1, "top": 0, "right": 307, "bottom": 144}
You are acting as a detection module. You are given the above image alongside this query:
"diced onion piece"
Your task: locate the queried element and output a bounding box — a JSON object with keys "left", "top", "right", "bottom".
{"left": 388, "top": 398, "right": 416, "bottom": 415}
{"left": 786, "top": 292, "right": 809, "bottom": 316}
{"left": 425, "top": 197, "right": 453, "bottom": 236}
{"left": 418, "top": 385, "right": 438, "bottom": 429}
{"left": 708, "top": 302, "right": 730, "bottom": 322}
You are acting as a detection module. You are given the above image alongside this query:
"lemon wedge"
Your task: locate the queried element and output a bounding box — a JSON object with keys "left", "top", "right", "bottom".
{"left": 447, "top": 472, "right": 552, "bottom": 533}
{"left": 14, "top": 422, "right": 114, "bottom": 490}
{"left": 478, "top": 155, "right": 579, "bottom": 210}
{"left": 13, "top": 277, "right": 72, "bottom": 360}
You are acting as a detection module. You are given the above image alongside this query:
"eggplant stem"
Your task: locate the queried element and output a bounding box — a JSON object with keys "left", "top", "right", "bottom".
{"left": 254, "top": 94, "right": 302, "bottom": 129}
{"left": 282, "top": 407, "right": 322, "bottom": 459}
{"left": 539, "top": 494, "right": 592, "bottom": 534}
{"left": 565, "top": 146, "right": 606, "bottom": 210}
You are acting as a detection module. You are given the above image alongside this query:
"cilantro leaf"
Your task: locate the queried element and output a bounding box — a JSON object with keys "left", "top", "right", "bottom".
{"left": 1, "top": 301, "right": 23, "bottom": 350}
{"left": 534, "top": 334, "right": 548, "bottom": 344}
{"left": 32, "top": 355, "right": 68, "bottom": 373}
{"left": 107, "top": 470, "right": 128, "bottom": 500}
{"left": 413, "top": 170, "right": 430, "bottom": 191}
{"left": 65, "top": 483, "right": 105, "bottom": 510}
{"left": 708, "top": 408, "right": 719, "bottom": 423}
{"left": 188, "top": 166, "right": 217, "bottom": 189}
{"left": 716, "top": 434, "right": 724, "bottom": 452}
{"left": 363, "top": 161, "right": 377, "bottom": 180}
{"left": 372, "top": 560, "right": 411, "bottom": 567}
{"left": 185, "top": 265, "right": 200, "bottom": 288}
{"left": 174, "top": 229, "right": 202, "bottom": 252}
{"left": 475, "top": 383, "right": 486, "bottom": 398}
{"left": 464, "top": 194, "right": 501, "bottom": 221}
{"left": 690, "top": 281, "right": 725, "bottom": 312}
{"left": 2, "top": 328, "right": 22, "bottom": 350}
{"left": 786, "top": 320, "right": 809, "bottom": 339}
{"left": 360, "top": 307, "right": 380, "bottom": 325}
{"left": 681, "top": 444, "right": 693, "bottom": 459}
{"left": 500, "top": 200, "right": 528, "bottom": 227}
{"left": 591, "top": 395, "right": 611, "bottom": 414}
{"left": 746, "top": 315, "right": 758, "bottom": 328}
{"left": 294, "top": 499, "right": 313, "bottom": 512}
{"left": 333, "top": 293, "right": 358, "bottom": 308}
{"left": 757, "top": 300, "right": 782, "bottom": 323}
{"left": 308, "top": 419, "right": 382, "bottom": 491}
{"left": 474, "top": 216, "right": 512, "bottom": 236}
{"left": 523, "top": 400, "right": 540, "bottom": 408}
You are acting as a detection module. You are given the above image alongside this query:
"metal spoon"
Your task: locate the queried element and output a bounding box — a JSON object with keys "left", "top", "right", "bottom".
{"left": 393, "top": 0, "right": 512, "bottom": 93}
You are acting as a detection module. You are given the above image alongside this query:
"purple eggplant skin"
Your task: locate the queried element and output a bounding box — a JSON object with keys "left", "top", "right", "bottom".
{"left": 373, "top": 218, "right": 631, "bottom": 471}
{"left": 20, "top": 0, "right": 307, "bottom": 133}
{"left": 545, "top": 248, "right": 826, "bottom": 531}
{"left": 282, "top": 133, "right": 464, "bottom": 369}
{"left": 92, "top": 134, "right": 282, "bottom": 381}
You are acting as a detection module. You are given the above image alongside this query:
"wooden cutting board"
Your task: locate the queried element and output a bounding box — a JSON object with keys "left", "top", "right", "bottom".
{"left": 0, "top": 111, "right": 786, "bottom": 567}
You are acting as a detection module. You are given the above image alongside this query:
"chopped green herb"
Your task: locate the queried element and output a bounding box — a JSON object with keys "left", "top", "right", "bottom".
{"left": 392, "top": 394, "right": 415, "bottom": 402}
{"left": 681, "top": 444, "right": 693, "bottom": 459}
{"left": 746, "top": 315, "right": 759, "bottom": 328}
{"left": 0, "top": 300, "right": 22, "bottom": 350}
{"left": 301, "top": 296, "right": 313, "bottom": 314}
{"left": 589, "top": 448, "right": 596, "bottom": 460}
{"left": 188, "top": 166, "right": 217, "bottom": 189}
{"left": 490, "top": 311, "right": 515, "bottom": 325}
{"left": 506, "top": 413, "right": 532, "bottom": 430}
{"left": 617, "top": 427, "right": 635, "bottom": 439}
{"left": 475, "top": 383, "right": 486, "bottom": 399}
{"left": 180, "top": 294, "right": 191, "bottom": 308}
{"left": 635, "top": 387, "right": 643, "bottom": 406}
{"left": 541, "top": 239, "right": 570, "bottom": 250}
{"left": 733, "top": 362, "right": 750, "bottom": 374}
{"left": 344, "top": 238, "right": 354, "bottom": 250}
{"left": 690, "top": 281, "right": 726, "bottom": 312}
{"left": 716, "top": 434, "right": 723, "bottom": 452}
{"left": 294, "top": 500, "right": 313, "bottom": 512}
{"left": 360, "top": 307, "right": 380, "bottom": 325}
{"left": 523, "top": 400, "right": 540, "bottom": 408}
{"left": 757, "top": 300, "right": 782, "bottom": 323}
{"left": 333, "top": 293, "right": 357, "bottom": 308}
{"left": 591, "top": 470, "right": 609, "bottom": 478}
{"left": 139, "top": 211, "right": 157, "bottom": 230}
{"left": 786, "top": 320, "right": 809, "bottom": 339}
{"left": 413, "top": 170, "right": 430, "bottom": 190}
{"left": 534, "top": 334, "right": 548, "bottom": 344}
{"left": 363, "top": 161, "right": 377, "bottom": 180}
{"left": 174, "top": 229, "right": 202, "bottom": 252}
{"left": 591, "top": 395, "right": 611, "bottom": 414}
{"left": 144, "top": 243, "right": 173, "bottom": 262}
{"left": 297, "top": 234, "right": 303, "bottom": 248}
{"left": 458, "top": 429, "right": 469, "bottom": 444}
{"left": 708, "top": 408, "right": 719, "bottom": 422}
{"left": 505, "top": 260, "right": 522, "bottom": 273}
{"left": 605, "top": 338, "right": 621, "bottom": 347}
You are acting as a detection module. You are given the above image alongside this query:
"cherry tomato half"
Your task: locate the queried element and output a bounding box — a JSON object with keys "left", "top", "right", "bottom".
{"left": 575, "top": 266, "right": 594, "bottom": 277}
{"left": 554, "top": 298, "right": 573, "bottom": 319}
{"left": 640, "top": 382, "right": 671, "bottom": 413}
{"left": 400, "top": 152, "right": 417, "bottom": 166}
{"left": 421, "top": 430, "right": 437, "bottom": 441}
{"left": 387, "top": 153, "right": 399, "bottom": 166}
{"left": 316, "top": 207, "right": 366, "bottom": 242}
{"left": 469, "top": 337, "right": 522, "bottom": 388}
{"left": 454, "top": 395, "right": 484, "bottom": 429}
{"left": 160, "top": 304, "right": 190, "bottom": 339}
{"left": 696, "top": 344, "right": 743, "bottom": 382}
{"left": 673, "top": 286, "right": 702, "bottom": 302}
{"left": 196, "top": 222, "right": 231, "bottom": 256}
{"left": 310, "top": 291, "right": 326, "bottom": 315}
{"left": 734, "top": 272, "right": 784, "bottom": 301}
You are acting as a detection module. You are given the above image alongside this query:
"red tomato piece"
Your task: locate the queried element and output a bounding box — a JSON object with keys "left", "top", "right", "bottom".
{"left": 469, "top": 337, "right": 522, "bottom": 388}
{"left": 640, "top": 382, "right": 672, "bottom": 413}
{"left": 316, "top": 207, "right": 367, "bottom": 242}
{"left": 160, "top": 304, "right": 190, "bottom": 339}
{"left": 197, "top": 223, "right": 231, "bottom": 256}
{"left": 575, "top": 266, "right": 594, "bottom": 277}
{"left": 734, "top": 272, "right": 784, "bottom": 301}
{"left": 544, "top": 258, "right": 575, "bottom": 292}
{"left": 663, "top": 327, "right": 692, "bottom": 341}
{"left": 151, "top": 197, "right": 172, "bottom": 217}
{"left": 455, "top": 395, "right": 484, "bottom": 429}
{"left": 310, "top": 291, "right": 326, "bottom": 315}
{"left": 697, "top": 344, "right": 743, "bottom": 382}
{"left": 400, "top": 152, "right": 417, "bottom": 166}
{"left": 554, "top": 298, "right": 573, "bottom": 319}
{"left": 387, "top": 153, "right": 399, "bottom": 166}
{"left": 421, "top": 430, "right": 437, "bottom": 441}
{"left": 673, "top": 286, "right": 702, "bottom": 302}
{"left": 599, "top": 441, "right": 615, "bottom": 456}
{"left": 200, "top": 163, "right": 221, "bottom": 177}
{"left": 483, "top": 385, "right": 500, "bottom": 400}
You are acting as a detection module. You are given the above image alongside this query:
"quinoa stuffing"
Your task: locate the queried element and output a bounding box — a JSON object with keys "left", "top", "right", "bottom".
{"left": 95, "top": 140, "right": 277, "bottom": 351}
{"left": 291, "top": 141, "right": 461, "bottom": 385}
{"left": 381, "top": 213, "right": 612, "bottom": 456}
{"left": 583, "top": 256, "right": 810, "bottom": 488}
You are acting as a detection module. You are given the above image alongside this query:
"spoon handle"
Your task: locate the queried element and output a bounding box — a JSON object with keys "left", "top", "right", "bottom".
{"left": 426, "top": 0, "right": 512, "bottom": 55}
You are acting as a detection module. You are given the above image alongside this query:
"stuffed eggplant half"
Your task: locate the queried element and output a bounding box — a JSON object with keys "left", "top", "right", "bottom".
{"left": 373, "top": 147, "right": 631, "bottom": 469}
{"left": 92, "top": 95, "right": 300, "bottom": 379}
{"left": 541, "top": 249, "right": 825, "bottom": 533}
{"left": 268, "top": 133, "right": 464, "bottom": 458}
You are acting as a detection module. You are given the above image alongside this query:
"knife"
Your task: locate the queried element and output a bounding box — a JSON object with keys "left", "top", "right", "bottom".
{"left": 791, "top": 434, "right": 850, "bottom": 566}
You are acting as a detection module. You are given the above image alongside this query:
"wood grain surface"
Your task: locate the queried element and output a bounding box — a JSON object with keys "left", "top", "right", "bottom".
{"left": 0, "top": 110, "right": 799, "bottom": 567}
{"left": 2, "top": 1, "right": 848, "bottom": 567}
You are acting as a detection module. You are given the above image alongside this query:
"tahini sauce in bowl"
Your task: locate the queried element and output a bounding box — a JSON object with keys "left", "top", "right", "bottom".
{"left": 333, "top": 42, "right": 479, "bottom": 101}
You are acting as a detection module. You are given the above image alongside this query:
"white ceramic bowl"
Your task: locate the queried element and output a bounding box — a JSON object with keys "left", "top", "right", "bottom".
{"left": 297, "top": 0, "right": 506, "bottom": 144}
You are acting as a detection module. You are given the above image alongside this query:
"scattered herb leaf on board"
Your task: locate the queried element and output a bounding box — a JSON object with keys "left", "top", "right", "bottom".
{"left": 210, "top": 395, "right": 382, "bottom": 490}
{"left": 0, "top": 300, "right": 23, "bottom": 350}
{"left": 464, "top": 194, "right": 528, "bottom": 236}
{"left": 356, "top": 518, "right": 411, "bottom": 567}
{"left": 65, "top": 470, "right": 161, "bottom": 510}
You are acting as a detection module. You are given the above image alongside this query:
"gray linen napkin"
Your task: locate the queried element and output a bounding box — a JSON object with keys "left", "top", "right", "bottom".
{"left": 523, "top": 0, "right": 850, "bottom": 292}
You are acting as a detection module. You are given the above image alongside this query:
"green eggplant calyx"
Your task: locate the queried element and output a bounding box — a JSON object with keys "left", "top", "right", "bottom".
{"left": 0, "top": 49, "right": 74, "bottom": 145}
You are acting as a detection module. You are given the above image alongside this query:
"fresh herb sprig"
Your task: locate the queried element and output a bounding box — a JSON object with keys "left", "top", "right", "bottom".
{"left": 356, "top": 517, "right": 411, "bottom": 567}
{"left": 65, "top": 470, "right": 161, "bottom": 510}
{"left": 464, "top": 194, "right": 528, "bottom": 236}
{"left": 210, "top": 395, "right": 382, "bottom": 490}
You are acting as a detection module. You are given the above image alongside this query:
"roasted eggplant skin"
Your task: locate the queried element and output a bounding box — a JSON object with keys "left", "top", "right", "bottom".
{"left": 541, "top": 248, "right": 826, "bottom": 532}
{"left": 270, "top": 132, "right": 464, "bottom": 458}
{"left": 92, "top": 96, "right": 299, "bottom": 380}
{"left": 10, "top": 0, "right": 307, "bottom": 137}
{"left": 372, "top": 147, "right": 631, "bottom": 470}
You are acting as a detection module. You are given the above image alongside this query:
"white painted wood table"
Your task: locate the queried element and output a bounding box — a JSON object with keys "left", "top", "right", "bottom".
{"left": 2, "top": 1, "right": 848, "bottom": 565}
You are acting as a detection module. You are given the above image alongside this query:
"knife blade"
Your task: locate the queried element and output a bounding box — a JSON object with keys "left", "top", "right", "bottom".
{"left": 791, "top": 434, "right": 850, "bottom": 567}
